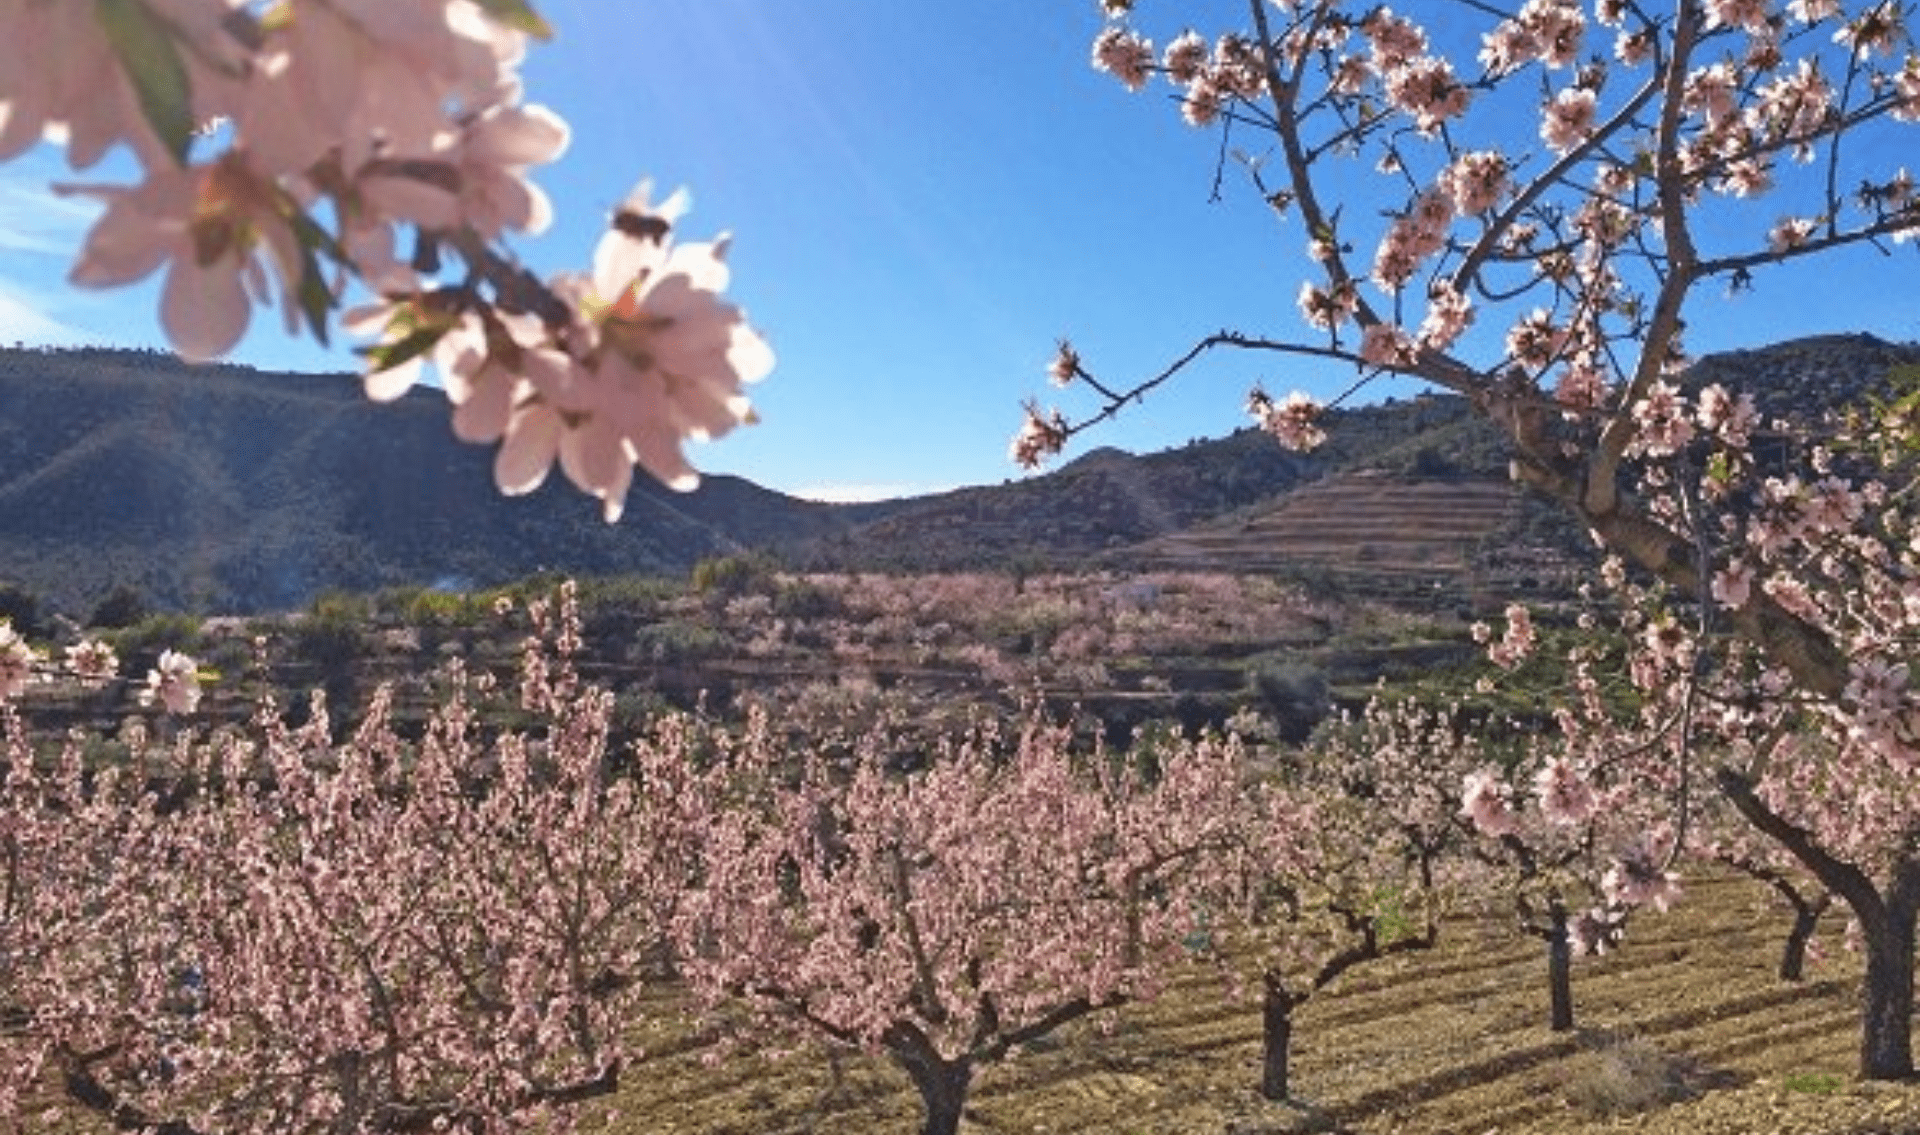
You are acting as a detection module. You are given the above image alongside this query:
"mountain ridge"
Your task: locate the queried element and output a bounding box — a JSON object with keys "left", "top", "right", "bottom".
{"left": 0, "top": 334, "right": 1914, "bottom": 616}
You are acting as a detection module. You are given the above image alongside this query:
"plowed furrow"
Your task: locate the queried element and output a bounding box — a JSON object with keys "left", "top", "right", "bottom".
{"left": 1321, "top": 1032, "right": 1586, "bottom": 1122}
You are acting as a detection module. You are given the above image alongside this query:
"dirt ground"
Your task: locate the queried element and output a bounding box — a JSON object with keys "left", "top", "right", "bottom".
{"left": 598, "top": 870, "right": 1920, "bottom": 1135}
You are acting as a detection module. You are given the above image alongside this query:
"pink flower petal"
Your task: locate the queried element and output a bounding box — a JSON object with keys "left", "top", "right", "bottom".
{"left": 468, "top": 103, "right": 569, "bottom": 167}
{"left": 161, "top": 253, "right": 249, "bottom": 362}
{"left": 494, "top": 405, "right": 561, "bottom": 495}
{"left": 559, "top": 418, "right": 627, "bottom": 499}
{"left": 363, "top": 356, "right": 422, "bottom": 402}
{"left": 627, "top": 421, "right": 699, "bottom": 492}
{"left": 452, "top": 369, "right": 515, "bottom": 443}
{"left": 729, "top": 325, "right": 776, "bottom": 384}
{"left": 63, "top": 190, "right": 179, "bottom": 288}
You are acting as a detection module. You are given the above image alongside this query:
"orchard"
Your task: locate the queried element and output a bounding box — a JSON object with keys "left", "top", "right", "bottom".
{"left": 1043, "top": 0, "right": 1920, "bottom": 1086}
{"left": 2, "top": 1, "right": 1920, "bottom": 1133}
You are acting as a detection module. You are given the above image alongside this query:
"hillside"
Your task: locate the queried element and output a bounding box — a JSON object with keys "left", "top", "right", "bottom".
{"left": 0, "top": 348, "right": 864, "bottom": 613}
{"left": 795, "top": 393, "right": 1509, "bottom": 573}
{"left": 793, "top": 333, "right": 1920, "bottom": 584}
{"left": 1123, "top": 469, "right": 1582, "bottom": 602}
{"left": 0, "top": 333, "right": 1916, "bottom": 616}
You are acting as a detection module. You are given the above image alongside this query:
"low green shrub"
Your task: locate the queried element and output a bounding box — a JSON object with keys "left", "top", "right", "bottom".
{"left": 1782, "top": 1071, "right": 1846, "bottom": 1095}
{"left": 691, "top": 553, "right": 778, "bottom": 599}
{"left": 111, "top": 612, "right": 205, "bottom": 667}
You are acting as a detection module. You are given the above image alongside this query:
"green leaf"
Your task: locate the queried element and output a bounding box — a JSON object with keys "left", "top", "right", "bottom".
{"left": 280, "top": 204, "right": 339, "bottom": 346}
{"left": 95, "top": 0, "right": 196, "bottom": 166}
{"left": 472, "top": 0, "right": 554, "bottom": 40}
{"left": 296, "top": 258, "right": 333, "bottom": 348}
{"left": 286, "top": 206, "right": 348, "bottom": 268}
{"left": 359, "top": 325, "right": 449, "bottom": 374}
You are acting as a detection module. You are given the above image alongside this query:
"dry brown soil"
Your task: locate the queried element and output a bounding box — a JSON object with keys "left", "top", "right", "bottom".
{"left": 598, "top": 870, "right": 1920, "bottom": 1135}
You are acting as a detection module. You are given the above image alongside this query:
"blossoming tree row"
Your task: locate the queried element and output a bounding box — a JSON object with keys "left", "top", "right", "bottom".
{"left": 3, "top": 581, "right": 1745, "bottom": 1133}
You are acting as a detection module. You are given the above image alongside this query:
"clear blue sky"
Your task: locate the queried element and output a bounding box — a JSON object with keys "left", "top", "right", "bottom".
{"left": 1, "top": 1, "right": 1917, "bottom": 502}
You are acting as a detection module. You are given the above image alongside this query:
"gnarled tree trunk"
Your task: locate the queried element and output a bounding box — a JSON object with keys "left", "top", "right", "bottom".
{"left": 1260, "top": 974, "right": 1299, "bottom": 1102}
{"left": 1860, "top": 904, "right": 1918, "bottom": 1080}
{"left": 1712, "top": 853, "right": 1831, "bottom": 983}
{"left": 1719, "top": 768, "right": 1920, "bottom": 1080}
{"left": 1779, "top": 890, "right": 1829, "bottom": 983}
{"left": 1542, "top": 901, "right": 1574, "bottom": 1033}
{"left": 890, "top": 1040, "right": 974, "bottom": 1135}
{"left": 1254, "top": 902, "right": 1440, "bottom": 1101}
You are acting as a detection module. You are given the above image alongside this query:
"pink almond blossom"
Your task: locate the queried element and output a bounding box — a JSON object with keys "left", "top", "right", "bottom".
{"left": 1601, "top": 847, "right": 1682, "bottom": 912}
{"left": 1439, "top": 151, "right": 1512, "bottom": 215}
{"left": 1461, "top": 768, "right": 1517, "bottom": 837}
{"left": 1012, "top": 400, "right": 1069, "bottom": 468}
{"left": 1248, "top": 388, "right": 1327, "bottom": 452}
{"left": 235, "top": 0, "right": 529, "bottom": 178}
{"left": 0, "top": 624, "right": 38, "bottom": 700}
{"left": 1540, "top": 86, "right": 1599, "bottom": 152}
{"left": 1163, "top": 30, "right": 1207, "bottom": 84}
{"left": 1359, "top": 321, "right": 1419, "bottom": 368}
{"left": 0, "top": 0, "right": 246, "bottom": 171}
{"left": 1092, "top": 26, "right": 1155, "bottom": 91}
{"left": 1417, "top": 282, "right": 1475, "bottom": 350}
{"left": 356, "top": 102, "right": 570, "bottom": 238}
{"left": 1534, "top": 757, "right": 1597, "bottom": 826}
{"left": 63, "top": 153, "right": 304, "bottom": 362}
{"left": 62, "top": 639, "right": 119, "bottom": 687}
{"left": 140, "top": 649, "right": 201, "bottom": 715}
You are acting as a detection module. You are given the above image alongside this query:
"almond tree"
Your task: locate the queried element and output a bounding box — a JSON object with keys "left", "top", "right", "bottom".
{"left": 0, "top": 703, "right": 184, "bottom": 1129}
{"left": 1611, "top": 421, "right": 1920, "bottom": 1077}
{"left": 1697, "top": 790, "right": 1833, "bottom": 982}
{"left": 1043, "top": 0, "right": 1920, "bottom": 1080}
{"left": 1195, "top": 698, "right": 1466, "bottom": 1102}
{"left": 1458, "top": 748, "right": 1680, "bottom": 1033}
{"left": 1540, "top": 403, "right": 1920, "bottom": 1070}
{"left": 676, "top": 709, "right": 1243, "bottom": 1135}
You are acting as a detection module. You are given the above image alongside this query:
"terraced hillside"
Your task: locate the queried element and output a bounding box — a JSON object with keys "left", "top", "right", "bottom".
{"left": 1126, "top": 471, "right": 1580, "bottom": 600}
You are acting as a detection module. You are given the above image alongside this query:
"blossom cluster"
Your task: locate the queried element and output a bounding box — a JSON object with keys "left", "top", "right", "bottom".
{"left": 355, "top": 181, "right": 773, "bottom": 521}
{"left": 138, "top": 647, "right": 202, "bottom": 714}
{"left": 0, "top": 624, "right": 131, "bottom": 702}
{"left": 1470, "top": 602, "right": 1536, "bottom": 670}
{"left": 1246, "top": 386, "right": 1326, "bottom": 452}
{"left": 1010, "top": 399, "right": 1069, "bottom": 469}
{"left": 0, "top": 623, "right": 38, "bottom": 699}
{"left": 5, "top": 1, "right": 771, "bottom": 521}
